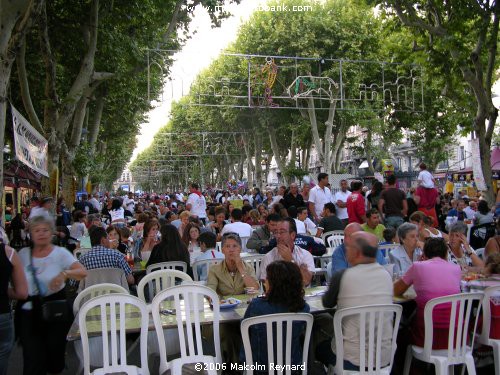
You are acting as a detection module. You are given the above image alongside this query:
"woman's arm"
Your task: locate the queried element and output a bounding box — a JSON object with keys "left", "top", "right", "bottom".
{"left": 7, "top": 248, "right": 28, "bottom": 300}
{"left": 393, "top": 278, "right": 410, "bottom": 296}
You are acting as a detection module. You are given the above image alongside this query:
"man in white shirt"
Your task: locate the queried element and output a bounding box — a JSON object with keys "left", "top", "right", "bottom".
{"left": 309, "top": 173, "right": 333, "bottom": 223}
{"left": 318, "top": 231, "right": 393, "bottom": 370}
{"left": 334, "top": 179, "right": 351, "bottom": 227}
{"left": 297, "top": 206, "right": 317, "bottom": 235}
{"left": 463, "top": 200, "right": 477, "bottom": 220}
{"left": 186, "top": 183, "right": 207, "bottom": 225}
{"left": 220, "top": 208, "right": 253, "bottom": 238}
{"left": 122, "top": 192, "right": 135, "bottom": 214}
{"left": 259, "top": 218, "right": 315, "bottom": 285}
{"left": 89, "top": 193, "right": 101, "bottom": 213}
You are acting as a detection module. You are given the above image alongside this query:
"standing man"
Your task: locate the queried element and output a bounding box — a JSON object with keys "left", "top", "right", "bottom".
{"left": 281, "top": 183, "right": 305, "bottom": 209}
{"left": 186, "top": 183, "right": 207, "bottom": 225}
{"left": 346, "top": 181, "right": 366, "bottom": 224}
{"left": 309, "top": 173, "right": 333, "bottom": 224}
{"left": 122, "top": 192, "right": 135, "bottom": 215}
{"left": 259, "top": 218, "right": 315, "bottom": 285}
{"left": 378, "top": 175, "right": 407, "bottom": 229}
{"left": 334, "top": 179, "right": 351, "bottom": 227}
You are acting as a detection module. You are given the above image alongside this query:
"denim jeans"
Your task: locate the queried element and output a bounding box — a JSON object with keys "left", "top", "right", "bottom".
{"left": 0, "top": 312, "right": 13, "bottom": 375}
{"left": 384, "top": 215, "right": 404, "bottom": 230}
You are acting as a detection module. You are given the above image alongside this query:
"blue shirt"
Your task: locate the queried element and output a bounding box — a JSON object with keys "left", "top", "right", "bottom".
{"left": 329, "top": 243, "right": 387, "bottom": 277}
{"left": 193, "top": 249, "right": 225, "bottom": 281}
{"left": 240, "top": 297, "right": 310, "bottom": 366}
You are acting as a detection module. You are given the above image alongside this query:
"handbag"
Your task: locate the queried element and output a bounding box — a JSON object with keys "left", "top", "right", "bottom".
{"left": 29, "top": 249, "right": 71, "bottom": 323}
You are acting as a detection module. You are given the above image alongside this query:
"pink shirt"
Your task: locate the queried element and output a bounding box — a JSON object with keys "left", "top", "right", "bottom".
{"left": 402, "top": 258, "right": 461, "bottom": 328}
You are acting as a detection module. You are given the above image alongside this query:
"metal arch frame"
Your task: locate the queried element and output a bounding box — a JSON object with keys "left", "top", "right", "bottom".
{"left": 146, "top": 49, "right": 425, "bottom": 113}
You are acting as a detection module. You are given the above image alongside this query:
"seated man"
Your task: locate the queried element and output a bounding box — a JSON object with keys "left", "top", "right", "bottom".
{"left": 297, "top": 206, "right": 317, "bottom": 235}
{"left": 317, "top": 232, "right": 393, "bottom": 370}
{"left": 246, "top": 213, "right": 280, "bottom": 252}
{"left": 259, "top": 218, "right": 316, "bottom": 286}
{"left": 194, "top": 231, "right": 225, "bottom": 281}
{"left": 316, "top": 202, "right": 344, "bottom": 237}
{"left": 220, "top": 208, "right": 253, "bottom": 238}
{"left": 78, "top": 226, "right": 134, "bottom": 285}
{"left": 361, "top": 208, "right": 386, "bottom": 242}
{"left": 329, "top": 223, "right": 386, "bottom": 278}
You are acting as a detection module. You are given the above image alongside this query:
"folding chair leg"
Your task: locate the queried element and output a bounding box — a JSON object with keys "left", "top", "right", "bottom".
{"left": 432, "top": 360, "right": 449, "bottom": 375}
{"left": 464, "top": 354, "right": 476, "bottom": 375}
{"left": 403, "top": 346, "right": 412, "bottom": 375}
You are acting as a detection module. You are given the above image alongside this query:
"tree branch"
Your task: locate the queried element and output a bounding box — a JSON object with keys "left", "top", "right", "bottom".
{"left": 92, "top": 71, "right": 114, "bottom": 81}
{"left": 392, "top": 1, "right": 447, "bottom": 37}
{"left": 88, "top": 92, "right": 105, "bottom": 154}
{"left": 485, "top": 3, "right": 499, "bottom": 102}
{"left": 16, "top": 35, "right": 44, "bottom": 134}
{"left": 162, "top": 0, "right": 184, "bottom": 44}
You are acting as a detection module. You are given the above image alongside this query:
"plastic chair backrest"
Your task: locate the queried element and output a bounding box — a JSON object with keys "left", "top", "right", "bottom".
{"left": 78, "top": 268, "right": 130, "bottom": 293}
{"left": 241, "top": 312, "right": 313, "bottom": 375}
{"left": 242, "top": 254, "right": 265, "bottom": 280}
{"left": 73, "top": 283, "right": 129, "bottom": 315}
{"left": 192, "top": 258, "right": 224, "bottom": 281}
{"left": 215, "top": 241, "right": 222, "bottom": 252}
{"left": 333, "top": 304, "right": 402, "bottom": 374}
{"left": 79, "top": 294, "right": 149, "bottom": 375}
{"left": 378, "top": 244, "right": 400, "bottom": 263}
{"left": 479, "top": 286, "right": 500, "bottom": 345}
{"left": 151, "top": 284, "right": 221, "bottom": 375}
{"left": 240, "top": 236, "right": 250, "bottom": 252}
{"left": 137, "top": 269, "right": 193, "bottom": 303}
{"left": 146, "top": 261, "right": 187, "bottom": 274}
{"left": 323, "top": 230, "right": 344, "bottom": 246}
{"left": 422, "top": 292, "right": 483, "bottom": 362}
{"left": 327, "top": 234, "right": 344, "bottom": 249}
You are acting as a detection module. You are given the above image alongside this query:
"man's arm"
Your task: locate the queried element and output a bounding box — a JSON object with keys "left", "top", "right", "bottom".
{"left": 378, "top": 198, "right": 385, "bottom": 218}
{"left": 299, "top": 264, "right": 312, "bottom": 286}
{"left": 309, "top": 201, "right": 317, "bottom": 222}
{"left": 322, "top": 269, "right": 346, "bottom": 308}
{"left": 402, "top": 199, "right": 408, "bottom": 217}
{"left": 331, "top": 246, "right": 348, "bottom": 273}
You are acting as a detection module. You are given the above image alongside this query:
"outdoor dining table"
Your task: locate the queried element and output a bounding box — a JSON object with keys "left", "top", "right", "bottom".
{"left": 67, "top": 285, "right": 415, "bottom": 341}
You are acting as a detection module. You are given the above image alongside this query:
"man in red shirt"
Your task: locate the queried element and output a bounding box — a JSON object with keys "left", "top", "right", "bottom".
{"left": 347, "top": 180, "right": 367, "bottom": 224}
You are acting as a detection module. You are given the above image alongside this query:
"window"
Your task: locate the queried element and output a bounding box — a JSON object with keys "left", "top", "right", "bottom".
{"left": 459, "top": 146, "right": 465, "bottom": 161}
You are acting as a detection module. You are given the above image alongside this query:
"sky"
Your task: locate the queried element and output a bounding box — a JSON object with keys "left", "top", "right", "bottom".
{"left": 131, "top": 0, "right": 267, "bottom": 162}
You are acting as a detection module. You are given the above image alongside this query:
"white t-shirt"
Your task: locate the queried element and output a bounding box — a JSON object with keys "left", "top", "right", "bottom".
{"left": 69, "top": 222, "right": 87, "bottom": 244}
{"left": 260, "top": 245, "right": 315, "bottom": 280}
{"left": 176, "top": 193, "right": 185, "bottom": 202}
{"left": 417, "top": 170, "right": 434, "bottom": 189}
{"left": 122, "top": 197, "right": 135, "bottom": 213}
{"left": 220, "top": 221, "right": 253, "bottom": 238}
{"left": 187, "top": 192, "right": 207, "bottom": 219}
{"left": 19, "top": 246, "right": 77, "bottom": 307}
{"left": 335, "top": 263, "right": 393, "bottom": 366}
{"left": 110, "top": 207, "right": 125, "bottom": 222}
{"left": 309, "top": 186, "right": 333, "bottom": 218}
{"left": 334, "top": 190, "right": 352, "bottom": 220}
{"left": 294, "top": 218, "right": 306, "bottom": 235}
{"left": 303, "top": 217, "right": 317, "bottom": 235}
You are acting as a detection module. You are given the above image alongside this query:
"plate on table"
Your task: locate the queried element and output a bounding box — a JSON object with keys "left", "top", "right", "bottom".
{"left": 220, "top": 298, "right": 241, "bottom": 309}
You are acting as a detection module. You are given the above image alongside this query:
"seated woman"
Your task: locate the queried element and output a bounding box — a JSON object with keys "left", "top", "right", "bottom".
{"left": 147, "top": 224, "right": 192, "bottom": 277}
{"left": 209, "top": 207, "right": 227, "bottom": 241}
{"left": 133, "top": 219, "right": 160, "bottom": 262}
{"left": 109, "top": 198, "right": 126, "bottom": 227}
{"left": 241, "top": 261, "right": 310, "bottom": 372}
{"left": 206, "top": 233, "right": 259, "bottom": 297}
{"left": 394, "top": 237, "right": 461, "bottom": 349}
{"left": 182, "top": 223, "right": 201, "bottom": 252}
{"left": 389, "top": 223, "right": 423, "bottom": 275}
{"left": 409, "top": 211, "right": 448, "bottom": 243}
{"left": 447, "top": 222, "right": 484, "bottom": 269}
{"left": 485, "top": 220, "right": 500, "bottom": 260}
{"left": 474, "top": 200, "right": 494, "bottom": 225}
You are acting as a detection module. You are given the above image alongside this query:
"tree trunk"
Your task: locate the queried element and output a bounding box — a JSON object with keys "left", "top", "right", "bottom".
{"left": 254, "top": 133, "right": 263, "bottom": 190}
{"left": 266, "top": 119, "right": 288, "bottom": 185}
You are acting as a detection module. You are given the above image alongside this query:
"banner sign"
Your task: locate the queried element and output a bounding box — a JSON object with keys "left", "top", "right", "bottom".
{"left": 11, "top": 105, "right": 49, "bottom": 177}
{"left": 470, "top": 138, "right": 487, "bottom": 191}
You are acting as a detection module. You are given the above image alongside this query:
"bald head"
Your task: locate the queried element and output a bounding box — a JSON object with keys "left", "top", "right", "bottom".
{"left": 343, "top": 222, "right": 363, "bottom": 247}
{"left": 345, "top": 231, "right": 379, "bottom": 264}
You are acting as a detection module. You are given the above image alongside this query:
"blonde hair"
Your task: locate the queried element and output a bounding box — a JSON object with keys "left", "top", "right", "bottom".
{"left": 179, "top": 211, "right": 191, "bottom": 220}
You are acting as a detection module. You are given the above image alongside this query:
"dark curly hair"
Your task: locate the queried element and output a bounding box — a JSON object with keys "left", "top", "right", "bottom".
{"left": 265, "top": 261, "right": 305, "bottom": 312}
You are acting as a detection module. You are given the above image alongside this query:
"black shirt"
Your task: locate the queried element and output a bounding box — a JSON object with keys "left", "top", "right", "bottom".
{"left": 281, "top": 193, "right": 305, "bottom": 209}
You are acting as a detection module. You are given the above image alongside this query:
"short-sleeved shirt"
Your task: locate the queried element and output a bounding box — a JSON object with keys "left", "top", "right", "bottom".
{"left": 19, "top": 246, "right": 77, "bottom": 303}
{"left": 110, "top": 208, "right": 125, "bottom": 222}
{"left": 334, "top": 190, "right": 351, "bottom": 220}
{"left": 318, "top": 215, "right": 344, "bottom": 232}
{"left": 187, "top": 192, "right": 207, "bottom": 219}
{"left": 79, "top": 245, "right": 132, "bottom": 275}
{"left": 346, "top": 192, "right": 366, "bottom": 224}
{"left": 220, "top": 221, "right": 253, "bottom": 238}
{"left": 309, "top": 186, "right": 333, "bottom": 218}
{"left": 380, "top": 187, "right": 406, "bottom": 217}
{"left": 194, "top": 249, "right": 225, "bottom": 281}
{"left": 259, "top": 245, "right": 315, "bottom": 280}
{"left": 389, "top": 245, "right": 422, "bottom": 275}
{"left": 361, "top": 223, "right": 386, "bottom": 241}
{"left": 206, "top": 261, "right": 257, "bottom": 296}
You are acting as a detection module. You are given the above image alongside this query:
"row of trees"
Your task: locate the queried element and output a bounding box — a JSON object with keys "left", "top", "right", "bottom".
{"left": 132, "top": 0, "right": 498, "bottom": 202}
{"left": 0, "top": 0, "right": 237, "bottom": 205}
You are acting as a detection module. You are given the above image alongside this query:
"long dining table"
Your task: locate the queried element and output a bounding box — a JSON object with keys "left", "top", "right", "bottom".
{"left": 67, "top": 285, "right": 415, "bottom": 341}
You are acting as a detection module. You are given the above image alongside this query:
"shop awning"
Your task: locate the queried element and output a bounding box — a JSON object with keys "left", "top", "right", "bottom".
{"left": 3, "top": 161, "right": 41, "bottom": 190}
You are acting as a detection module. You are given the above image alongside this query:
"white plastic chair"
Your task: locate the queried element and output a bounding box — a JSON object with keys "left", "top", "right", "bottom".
{"left": 378, "top": 244, "right": 399, "bottom": 264}
{"left": 242, "top": 254, "right": 265, "bottom": 280}
{"left": 240, "top": 235, "right": 250, "bottom": 252}
{"left": 477, "top": 286, "right": 500, "bottom": 375}
{"left": 403, "top": 292, "right": 484, "bottom": 375}
{"left": 324, "top": 230, "right": 344, "bottom": 248}
{"left": 216, "top": 241, "right": 222, "bottom": 251}
{"left": 146, "top": 261, "right": 187, "bottom": 274}
{"left": 330, "top": 304, "right": 402, "bottom": 375}
{"left": 151, "top": 284, "right": 222, "bottom": 375}
{"left": 192, "top": 258, "right": 224, "bottom": 282}
{"left": 73, "top": 284, "right": 130, "bottom": 374}
{"left": 241, "top": 312, "right": 313, "bottom": 375}
{"left": 79, "top": 294, "right": 149, "bottom": 375}
{"left": 137, "top": 269, "right": 193, "bottom": 304}
{"left": 73, "top": 283, "right": 129, "bottom": 315}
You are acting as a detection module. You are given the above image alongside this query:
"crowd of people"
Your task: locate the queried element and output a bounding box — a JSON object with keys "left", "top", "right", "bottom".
{"left": 1, "top": 172, "right": 499, "bottom": 374}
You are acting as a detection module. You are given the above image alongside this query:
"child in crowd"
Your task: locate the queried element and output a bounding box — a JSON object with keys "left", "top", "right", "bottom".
{"left": 417, "top": 162, "right": 435, "bottom": 189}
